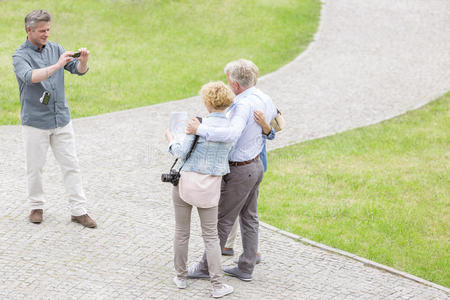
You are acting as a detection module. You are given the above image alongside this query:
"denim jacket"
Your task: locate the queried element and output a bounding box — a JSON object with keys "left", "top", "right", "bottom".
{"left": 168, "top": 112, "right": 234, "bottom": 176}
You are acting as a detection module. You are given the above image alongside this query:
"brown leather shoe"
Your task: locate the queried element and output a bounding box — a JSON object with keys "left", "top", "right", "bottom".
{"left": 71, "top": 214, "right": 97, "bottom": 228}
{"left": 29, "top": 209, "right": 43, "bottom": 223}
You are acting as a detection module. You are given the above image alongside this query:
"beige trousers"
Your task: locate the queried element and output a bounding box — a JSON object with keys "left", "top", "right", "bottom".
{"left": 172, "top": 186, "right": 223, "bottom": 288}
{"left": 22, "top": 122, "right": 87, "bottom": 216}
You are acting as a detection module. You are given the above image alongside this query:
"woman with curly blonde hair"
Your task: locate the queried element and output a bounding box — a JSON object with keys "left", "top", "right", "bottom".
{"left": 165, "top": 81, "right": 235, "bottom": 298}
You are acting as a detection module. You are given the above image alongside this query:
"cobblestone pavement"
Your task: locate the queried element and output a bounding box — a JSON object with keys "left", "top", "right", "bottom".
{"left": 1, "top": 0, "right": 449, "bottom": 299}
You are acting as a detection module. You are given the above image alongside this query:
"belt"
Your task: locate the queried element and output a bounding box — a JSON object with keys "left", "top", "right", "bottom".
{"left": 229, "top": 155, "right": 260, "bottom": 167}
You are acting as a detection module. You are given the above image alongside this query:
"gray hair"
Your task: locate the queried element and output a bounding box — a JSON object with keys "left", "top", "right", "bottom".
{"left": 224, "top": 59, "right": 259, "bottom": 89}
{"left": 25, "top": 10, "right": 51, "bottom": 32}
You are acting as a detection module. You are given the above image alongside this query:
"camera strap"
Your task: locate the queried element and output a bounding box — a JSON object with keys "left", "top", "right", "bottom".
{"left": 170, "top": 117, "right": 202, "bottom": 172}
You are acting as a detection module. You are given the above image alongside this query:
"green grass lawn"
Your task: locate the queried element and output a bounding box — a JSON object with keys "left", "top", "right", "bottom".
{"left": 260, "top": 92, "right": 450, "bottom": 287}
{"left": 0, "top": 0, "right": 320, "bottom": 125}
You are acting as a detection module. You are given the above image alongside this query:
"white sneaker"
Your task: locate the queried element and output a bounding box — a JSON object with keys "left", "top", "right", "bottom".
{"left": 173, "top": 276, "right": 187, "bottom": 289}
{"left": 212, "top": 284, "right": 233, "bottom": 298}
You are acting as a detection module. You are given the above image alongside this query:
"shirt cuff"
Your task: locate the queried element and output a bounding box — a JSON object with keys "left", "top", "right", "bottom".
{"left": 78, "top": 67, "right": 89, "bottom": 75}
{"left": 196, "top": 124, "right": 207, "bottom": 137}
{"left": 74, "top": 60, "right": 89, "bottom": 75}
{"left": 266, "top": 128, "right": 276, "bottom": 140}
{"left": 168, "top": 141, "right": 176, "bottom": 152}
{"left": 77, "top": 64, "right": 89, "bottom": 75}
{"left": 25, "top": 70, "right": 33, "bottom": 85}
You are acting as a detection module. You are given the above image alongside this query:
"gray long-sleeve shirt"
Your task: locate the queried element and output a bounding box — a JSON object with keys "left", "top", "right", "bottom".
{"left": 12, "top": 39, "right": 87, "bottom": 130}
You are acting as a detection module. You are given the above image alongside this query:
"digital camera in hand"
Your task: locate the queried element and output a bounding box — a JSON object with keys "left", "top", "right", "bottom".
{"left": 161, "top": 169, "right": 180, "bottom": 186}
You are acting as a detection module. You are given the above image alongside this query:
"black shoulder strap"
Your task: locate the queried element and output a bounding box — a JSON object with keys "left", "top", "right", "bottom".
{"left": 175, "top": 117, "right": 202, "bottom": 171}
{"left": 183, "top": 135, "right": 200, "bottom": 165}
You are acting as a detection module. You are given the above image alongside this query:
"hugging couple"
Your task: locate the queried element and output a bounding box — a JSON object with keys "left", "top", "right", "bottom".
{"left": 165, "top": 59, "right": 277, "bottom": 298}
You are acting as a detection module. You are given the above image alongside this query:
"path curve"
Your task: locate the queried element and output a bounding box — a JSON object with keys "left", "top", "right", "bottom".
{"left": 1, "top": 0, "right": 449, "bottom": 298}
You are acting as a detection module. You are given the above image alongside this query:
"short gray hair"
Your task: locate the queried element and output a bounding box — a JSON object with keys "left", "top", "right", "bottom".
{"left": 25, "top": 10, "right": 51, "bottom": 32}
{"left": 224, "top": 59, "right": 259, "bottom": 89}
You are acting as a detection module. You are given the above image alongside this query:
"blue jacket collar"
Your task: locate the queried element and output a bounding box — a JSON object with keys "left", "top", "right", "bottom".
{"left": 206, "top": 111, "right": 227, "bottom": 118}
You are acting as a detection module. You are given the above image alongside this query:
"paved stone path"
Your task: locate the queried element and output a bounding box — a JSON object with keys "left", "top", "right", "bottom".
{"left": 1, "top": 0, "right": 449, "bottom": 299}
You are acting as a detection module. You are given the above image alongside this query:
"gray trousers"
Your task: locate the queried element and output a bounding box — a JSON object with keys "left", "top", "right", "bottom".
{"left": 199, "top": 159, "right": 264, "bottom": 274}
{"left": 172, "top": 186, "right": 223, "bottom": 288}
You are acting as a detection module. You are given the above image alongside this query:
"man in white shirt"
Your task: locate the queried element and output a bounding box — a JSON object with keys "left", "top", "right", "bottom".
{"left": 186, "top": 59, "right": 277, "bottom": 281}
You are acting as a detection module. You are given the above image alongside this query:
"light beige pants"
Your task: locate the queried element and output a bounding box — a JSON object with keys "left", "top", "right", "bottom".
{"left": 172, "top": 186, "right": 223, "bottom": 288}
{"left": 22, "top": 122, "right": 87, "bottom": 216}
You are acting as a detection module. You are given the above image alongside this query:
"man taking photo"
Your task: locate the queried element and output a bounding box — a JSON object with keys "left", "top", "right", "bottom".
{"left": 12, "top": 10, "right": 96, "bottom": 228}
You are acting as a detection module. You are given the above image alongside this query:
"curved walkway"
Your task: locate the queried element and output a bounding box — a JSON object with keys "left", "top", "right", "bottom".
{"left": 1, "top": 0, "right": 449, "bottom": 299}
